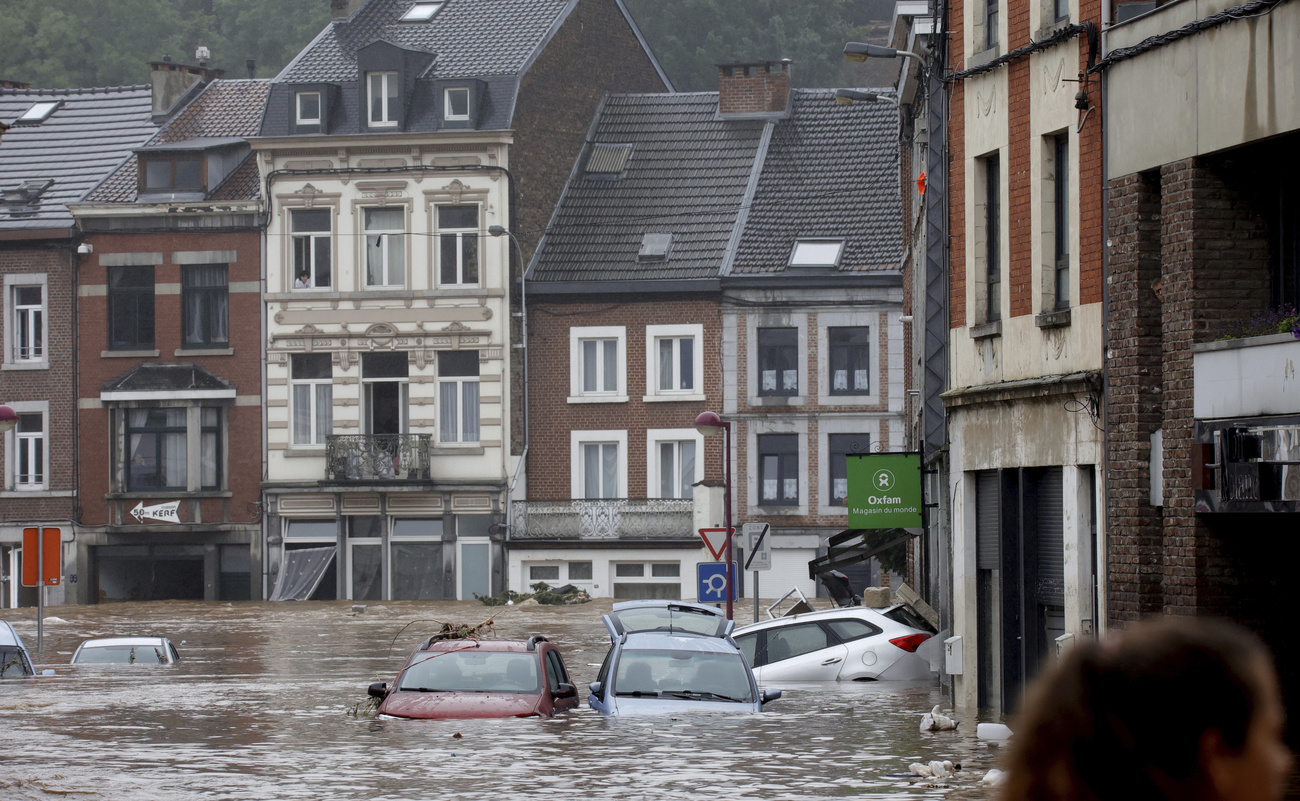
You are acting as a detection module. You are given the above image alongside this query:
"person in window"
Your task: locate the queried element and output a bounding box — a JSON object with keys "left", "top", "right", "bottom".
{"left": 294, "top": 270, "right": 311, "bottom": 289}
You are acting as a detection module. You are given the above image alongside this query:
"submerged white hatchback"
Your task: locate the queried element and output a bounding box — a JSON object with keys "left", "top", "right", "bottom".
{"left": 70, "top": 637, "right": 180, "bottom": 665}
{"left": 0, "top": 620, "right": 36, "bottom": 677}
{"left": 733, "top": 605, "right": 935, "bottom": 682}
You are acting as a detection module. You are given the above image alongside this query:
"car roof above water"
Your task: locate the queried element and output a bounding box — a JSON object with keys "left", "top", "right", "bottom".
{"left": 620, "top": 631, "right": 744, "bottom": 654}
{"left": 416, "top": 638, "right": 546, "bottom": 653}
{"left": 78, "top": 637, "right": 171, "bottom": 647}
{"left": 0, "top": 620, "right": 27, "bottom": 648}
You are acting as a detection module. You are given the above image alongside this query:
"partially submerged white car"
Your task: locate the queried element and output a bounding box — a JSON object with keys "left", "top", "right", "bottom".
{"left": 71, "top": 637, "right": 179, "bottom": 665}
{"left": 733, "top": 605, "right": 935, "bottom": 682}
{"left": 0, "top": 621, "right": 35, "bottom": 677}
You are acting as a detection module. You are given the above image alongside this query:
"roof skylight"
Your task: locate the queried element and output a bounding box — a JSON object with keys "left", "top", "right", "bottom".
{"left": 585, "top": 143, "right": 634, "bottom": 177}
{"left": 15, "top": 101, "right": 59, "bottom": 124}
{"left": 638, "top": 233, "right": 673, "bottom": 262}
{"left": 789, "top": 239, "right": 845, "bottom": 267}
{"left": 401, "top": 2, "right": 444, "bottom": 21}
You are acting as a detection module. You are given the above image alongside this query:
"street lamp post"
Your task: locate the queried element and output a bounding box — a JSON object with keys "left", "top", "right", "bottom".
{"left": 694, "top": 410, "right": 733, "bottom": 620}
{"left": 0, "top": 405, "right": 18, "bottom": 433}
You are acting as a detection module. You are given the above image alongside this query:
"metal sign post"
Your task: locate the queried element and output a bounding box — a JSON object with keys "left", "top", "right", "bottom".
{"left": 22, "top": 527, "right": 61, "bottom": 655}
{"left": 742, "top": 522, "right": 771, "bottom": 623}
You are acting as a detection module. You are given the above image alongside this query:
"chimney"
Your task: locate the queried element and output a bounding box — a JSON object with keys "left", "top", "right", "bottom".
{"left": 149, "top": 55, "right": 225, "bottom": 118}
{"left": 717, "top": 59, "right": 792, "bottom": 117}
{"left": 331, "top": 0, "right": 367, "bottom": 18}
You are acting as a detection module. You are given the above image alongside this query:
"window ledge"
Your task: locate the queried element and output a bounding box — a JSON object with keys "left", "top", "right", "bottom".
{"left": 1035, "top": 309, "right": 1072, "bottom": 329}
{"left": 175, "top": 347, "right": 234, "bottom": 356}
{"left": 103, "top": 349, "right": 160, "bottom": 358}
{"left": 969, "top": 46, "right": 1001, "bottom": 70}
{"left": 750, "top": 505, "right": 806, "bottom": 516}
{"left": 432, "top": 446, "right": 485, "bottom": 456}
{"left": 567, "top": 395, "right": 629, "bottom": 405}
{"left": 642, "top": 393, "right": 707, "bottom": 404}
{"left": 751, "top": 395, "right": 806, "bottom": 407}
{"left": 282, "top": 448, "right": 327, "bottom": 458}
{"left": 970, "top": 320, "right": 1003, "bottom": 340}
{"left": 1035, "top": 19, "right": 1073, "bottom": 40}
{"left": 105, "top": 490, "right": 233, "bottom": 500}
{"left": 2, "top": 361, "right": 49, "bottom": 371}
{"left": 0, "top": 489, "right": 73, "bottom": 498}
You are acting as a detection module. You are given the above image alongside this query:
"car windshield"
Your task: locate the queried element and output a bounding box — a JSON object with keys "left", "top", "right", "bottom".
{"left": 614, "top": 649, "right": 755, "bottom": 703}
{"left": 396, "top": 650, "right": 540, "bottom": 694}
{"left": 607, "top": 605, "right": 728, "bottom": 638}
{"left": 0, "top": 646, "right": 32, "bottom": 677}
{"left": 75, "top": 645, "right": 167, "bottom": 664}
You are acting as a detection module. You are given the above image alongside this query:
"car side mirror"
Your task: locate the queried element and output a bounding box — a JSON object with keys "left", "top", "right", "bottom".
{"left": 761, "top": 688, "right": 782, "bottom": 705}
{"left": 555, "top": 682, "right": 578, "bottom": 699}
{"left": 368, "top": 682, "right": 388, "bottom": 699}
{"left": 588, "top": 680, "right": 603, "bottom": 696}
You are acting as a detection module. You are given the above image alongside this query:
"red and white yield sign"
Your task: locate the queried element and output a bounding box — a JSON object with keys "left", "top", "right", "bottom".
{"left": 698, "top": 527, "right": 734, "bottom": 561}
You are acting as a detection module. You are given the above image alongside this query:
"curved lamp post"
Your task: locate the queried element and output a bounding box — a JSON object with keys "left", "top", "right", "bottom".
{"left": 694, "top": 410, "right": 733, "bottom": 620}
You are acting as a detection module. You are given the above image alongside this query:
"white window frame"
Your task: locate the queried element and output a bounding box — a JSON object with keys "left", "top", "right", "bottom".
{"left": 296, "top": 91, "right": 321, "bottom": 125}
{"left": 817, "top": 419, "right": 883, "bottom": 516}
{"left": 643, "top": 323, "right": 705, "bottom": 402}
{"left": 367, "top": 71, "right": 399, "bottom": 128}
{"left": 444, "top": 87, "right": 470, "bottom": 121}
{"left": 437, "top": 375, "right": 480, "bottom": 445}
{"left": 289, "top": 354, "right": 333, "bottom": 447}
{"left": 363, "top": 207, "right": 406, "bottom": 288}
{"left": 3, "top": 273, "right": 49, "bottom": 370}
{"left": 568, "top": 326, "right": 627, "bottom": 403}
{"left": 746, "top": 418, "right": 808, "bottom": 516}
{"left": 4, "top": 401, "right": 48, "bottom": 491}
{"left": 745, "top": 313, "right": 808, "bottom": 406}
{"left": 816, "top": 312, "right": 882, "bottom": 406}
{"left": 645, "top": 428, "right": 704, "bottom": 499}
{"left": 436, "top": 204, "right": 480, "bottom": 286}
{"left": 289, "top": 208, "right": 334, "bottom": 291}
{"left": 570, "top": 430, "right": 628, "bottom": 499}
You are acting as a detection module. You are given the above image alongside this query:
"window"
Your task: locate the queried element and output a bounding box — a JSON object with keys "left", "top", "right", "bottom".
{"left": 107, "top": 266, "right": 155, "bottom": 350}
{"left": 572, "top": 430, "right": 627, "bottom": 499}
{"left": 983, "top": 154, "right": 1002, "bottom": 323}
{"left": 16, "top": 101, "right": 58, "bottom": 124}
{"left": 568, "top": 561, "right": 593, "bottom": 580}
{"left": 367, "top": 71, "right": 399, "bottom": 127}
{"left": 127, "top": 408, "right": 221, "bottom": 491}
{"left": 584, "top": 143, "right": 634, "bottom": 178}
{"left": 612, "top": 561, "right": 682, "bottom": 599}
{"left": 438, "top": 350, "right": 480, "bottom": 445}
{"left": 758, "top": 327, "right": 799, "bottom": 396}
{"left": 986, "top": 0, "right": 1000, "bottom": 49}
{"left": 444, "top": 87, "right": 469, "bottom": 121}
{"left": 530, "top": 565, "right": 560, "bottom": 581}
{"left": 7, "top": 281, "right": 44, "bottom": 364}
{"left": 181, "top": 264, "right": 228, "bottom": 348}
{"left": 1053, "top": 134, "right": 1070, "bottom": 310}
{"left": 296, "top": 91, "right": 321, "bottom": 125}
{"left": 437, "top": 205, "right": 479, "bottom": 285}
{"left": 291, "top": 353, "right": 333, "bottom": 446}
{"left": 402, "top": 2, "right": 443, "bottom": 21}
{"left": 1055, "top": 0, "right": 1069, "bottom": 21}
{"left": 364, "top": 207, "right": 405, "bottom": 287}
{"left": 362, "top": 352, "right": 409, "bottom": 437}
{"left": 647, "top": 428, "right": 703, "bottom": 499}
{"left": 141, "top": 155, "right": 203, "bottom": 192}
{"left": 646, "top": 324, "right": 702, "bottom": 399}
{"left": 758, "top": 434, "right": 799, "bottom": 506}
{"left": 291, "top": 209, "right": 332, "bottom": 289}
{"left": 828, "top": 327, "right": 870, "bottom": 395}
{"left": 828, "top": 433, "right": 870, "bottom": 506}
{"left": 789, "top": 239, "right": 845, "bottom": 267}
{"left": 569, "top": 326, "right": 626, "bottom": 401}
{"left": 14, "top": 412, "right": 45, "bottom": 489}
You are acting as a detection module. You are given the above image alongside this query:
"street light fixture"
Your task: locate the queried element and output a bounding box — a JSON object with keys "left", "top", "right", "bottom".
{"left": 694, "top": 410, "right": 734, "bottom": 620}
{"left": 0, "top": 405, "right": 18, "bottom": 433}
{"left": 843, "top": 42, "right": 923, "bottom": 65}
{"left": 834, "top": 89, "right": 900, "bottom": 107}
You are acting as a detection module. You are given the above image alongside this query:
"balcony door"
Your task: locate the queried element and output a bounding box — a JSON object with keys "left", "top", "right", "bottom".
{"left": 362, "top": 352, "right": 409, "bottom": 437}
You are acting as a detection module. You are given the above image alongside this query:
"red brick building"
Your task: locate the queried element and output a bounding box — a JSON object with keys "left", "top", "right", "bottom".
{"left": 69, "top": 75, "right": 270, "bottom": 602}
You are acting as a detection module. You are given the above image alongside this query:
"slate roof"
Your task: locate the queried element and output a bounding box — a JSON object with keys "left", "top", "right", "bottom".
{"left": 731, "top": 89, "right": 903, "bottom": 274}
{"left": 280, "top": 0, "right": 573, "bottom": 83}
{"left": 529, "top": 89, "right": 903, "bottom": 286}
{"left": 102, "top": 362, "right": 235, "bottom": 394}
{"left": 0, "top": 85, "right": 158, "bottom": 230}
{"left": 530, "top": 93, "right": 766, "bottom": 283}
{"left": 84, "top": 79, "right": 271, "bottom": 204}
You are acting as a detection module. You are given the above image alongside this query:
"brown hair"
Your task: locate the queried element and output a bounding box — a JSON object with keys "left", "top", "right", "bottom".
{"left": 1001, "top": 616, "right": 1273, "bottom": 801}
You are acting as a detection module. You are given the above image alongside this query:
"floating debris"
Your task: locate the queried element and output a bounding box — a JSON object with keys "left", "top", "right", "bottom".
{"left": 920, "top": 705, "right": 958, "bottom": 732}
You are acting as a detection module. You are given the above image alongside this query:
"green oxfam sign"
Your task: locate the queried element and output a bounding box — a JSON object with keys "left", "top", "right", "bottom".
{"left": 847, "top": 453, "right": 923, "bottom": 529}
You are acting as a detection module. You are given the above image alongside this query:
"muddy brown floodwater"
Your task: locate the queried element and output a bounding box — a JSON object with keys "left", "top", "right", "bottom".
{"left": 1, "top": 600, "right": 1006, "bottom": 800}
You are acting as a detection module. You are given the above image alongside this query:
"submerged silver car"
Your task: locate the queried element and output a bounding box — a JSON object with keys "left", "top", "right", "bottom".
{"left": 71, "top": 637, "right": 179, "bottom": 665}
{"left": 588, "top": 600, "right": 781, "bottom": 715}
{"left": 0, "top": 621, "right": 35, "bottom": 677}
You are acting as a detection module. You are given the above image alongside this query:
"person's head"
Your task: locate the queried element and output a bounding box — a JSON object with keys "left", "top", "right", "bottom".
{"left": 297, "top": 270, "right": 309, "bottom": 281}
{"left": 1002, "top": 617, "right": 1290, "bottom": 801}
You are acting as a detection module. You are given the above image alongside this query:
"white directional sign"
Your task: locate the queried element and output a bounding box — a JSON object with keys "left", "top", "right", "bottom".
{"left": 742, "top": 522, "right": 772, "bottom": 571}
{"left": 131, "top": 501, "right": 181, "bottom": 524}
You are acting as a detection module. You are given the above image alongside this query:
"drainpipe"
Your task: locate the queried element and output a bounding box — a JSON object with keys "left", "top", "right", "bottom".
{"left": 259, "top": 202, "right": 270, "bottom": 601}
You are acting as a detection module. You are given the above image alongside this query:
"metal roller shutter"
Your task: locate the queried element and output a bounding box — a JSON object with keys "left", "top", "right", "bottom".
{"left": 976, "top": 471, "right": 1000, "bottom": 570}
{"left": 1035, "top": 468, "right": 1065, "bottom": 604}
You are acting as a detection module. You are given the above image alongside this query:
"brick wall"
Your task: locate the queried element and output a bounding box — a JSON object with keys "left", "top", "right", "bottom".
{"left": 948, "top": 0, "right": 967, "bottom": 328}
{"left": 76, "top": 230, "right": 263, "bottom": 528}
{"left": 0, "top": 245, "right": 77, "bottom": 522}
{"left": 525, "top": 294, "right": 723, "bottom": 499}
{"left": 1008, "top": 58, "right": 1034, "bottom": 318}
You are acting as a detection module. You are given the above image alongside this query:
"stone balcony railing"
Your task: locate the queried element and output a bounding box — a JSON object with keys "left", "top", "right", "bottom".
{"left": 324, "top": 434, "right": 432, "bottom": 481}
{"left": 1193, "top": 333, "right": 1300, "bottom": 420}
{"left": 510, "top": 499, "right": 694, "bottom": 540}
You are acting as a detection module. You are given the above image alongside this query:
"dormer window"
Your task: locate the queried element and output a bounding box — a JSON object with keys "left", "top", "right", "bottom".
{"left": 444, "top": 87, "right": 469, "bottom": 121}
{"left": 401, "top": 2, "right": 443, "bottom": 21}
{"left": 789, "top": 239, "right": 845, "bottom": 268}
{"left": 15, "top": 101, "right": 59, "bottom": 125}
{"left": 296, "top": 91, "right": 321, "bottom": 125}
{"left": 141, "top": 154, "right": 204, "bottom": 192}
{"left": 367, "top": 72, "right": 399, "bottom": 127}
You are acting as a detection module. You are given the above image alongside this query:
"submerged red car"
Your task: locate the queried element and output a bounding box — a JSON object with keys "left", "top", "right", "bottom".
{"left": 368, "top": 635, "right": 580, "bottom": 719}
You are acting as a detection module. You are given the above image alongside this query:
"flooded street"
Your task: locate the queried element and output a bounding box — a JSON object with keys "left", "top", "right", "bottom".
{"left": 2, "top": 600, "right": 1004, "bottom": 800}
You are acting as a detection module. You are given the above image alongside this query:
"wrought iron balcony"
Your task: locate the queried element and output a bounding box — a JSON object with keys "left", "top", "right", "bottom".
{"left": 510, "top": 499, "right": 694, "bottom": 540}
{"left": 325, "top": 434, "right": 432, "bottom": 482}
